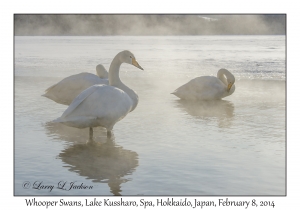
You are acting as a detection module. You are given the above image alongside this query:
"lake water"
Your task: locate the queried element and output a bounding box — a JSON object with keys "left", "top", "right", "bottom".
{"left": 14, "top": 36, "right": 285, "bottom": 196}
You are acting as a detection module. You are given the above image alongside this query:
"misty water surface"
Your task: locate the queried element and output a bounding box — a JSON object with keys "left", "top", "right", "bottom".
{"left": 14, "top": 36, "right": 285, "bottom": 195}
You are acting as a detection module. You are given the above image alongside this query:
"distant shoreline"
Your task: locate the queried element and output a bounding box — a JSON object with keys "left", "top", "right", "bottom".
{"left": 14, "top": 14, "right": 286, "bottom": 36}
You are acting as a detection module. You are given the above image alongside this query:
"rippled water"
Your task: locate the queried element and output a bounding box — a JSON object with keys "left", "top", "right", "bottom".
{"left": 14, "top": 36, "right": 285, "bottom": 195}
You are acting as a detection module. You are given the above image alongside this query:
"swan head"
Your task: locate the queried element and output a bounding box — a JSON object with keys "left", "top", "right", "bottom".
{"left": 96, "top": 64, "right": 108, "bottom": 79}
{"left": 119, "top": 50, "right": 144, "bottom": 70}
{"left": 228, "top": 83, "right": 235, "bottom": 95}
{"left": 218, "top": 68, "right": 235, "bottom": 92}
{"left": 227, "top": 78, "right": 235, "bottom": 92}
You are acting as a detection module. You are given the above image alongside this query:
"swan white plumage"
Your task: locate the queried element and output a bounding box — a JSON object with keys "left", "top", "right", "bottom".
{"left": 42, "top": 64, "right": 109, "bottom": 105}
{"left": 54, "top": 50, "right": 143, "bottom": 138}
{"left": 172, "top": 68, "right": 235, "bottom": 100}
{"left": 95, "top": 64, "right": 109, "bottom": 79}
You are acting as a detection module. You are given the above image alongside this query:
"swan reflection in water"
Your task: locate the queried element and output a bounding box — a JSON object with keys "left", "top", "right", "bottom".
{"left": 44, "top": 122, "right": 139, "bottom": 196}
{"left": 44, "top": 121, "right": 109, "bottom": 144}
{"left": 175, "top": 99, "right": 235, "bottom": 128}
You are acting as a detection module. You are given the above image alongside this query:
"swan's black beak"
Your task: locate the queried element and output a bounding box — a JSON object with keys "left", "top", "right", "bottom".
{"left": 132, "top": 58, "right": 144, "bottom": 70}
{"left": 227, "top": 83, "right": 233, "bottom": 92}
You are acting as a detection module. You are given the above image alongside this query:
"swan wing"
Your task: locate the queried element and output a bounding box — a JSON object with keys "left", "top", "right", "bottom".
{"left": 57, "top": 85, "right": 133, "bottom": 129}
{"left": 192, "top": 77, "right": 225, "bottom": 99}
{"left": 60, "top": 84, "right": 103, "bottom": 119}
{"left": 173, "top": 76, "right": 226, "bottom": 100}
{"left": 43, "top": 73, "right": 108, "bottom": 105}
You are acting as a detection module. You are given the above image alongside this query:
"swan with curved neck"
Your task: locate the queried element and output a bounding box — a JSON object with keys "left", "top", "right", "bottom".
{"left": 108, "top": 51, "right": 143, "bottom": 111}
{"left": 54, "top": 50, "right": 143, "bottom": 138}
{"left": 172, "top": 68, "right": 235, "bottom": 100}
{"left": 43, "top": 64, "right": 109, "bottom": 105}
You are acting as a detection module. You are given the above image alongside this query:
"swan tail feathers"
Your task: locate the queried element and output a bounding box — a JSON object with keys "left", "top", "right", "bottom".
{"left": 171, "top": 90, "right": 179, "bottom": 96}
{"left": 52, "top": 117, "right": 62, "bottom": 123}
{"left": 42, "top": 84, "right": 57, "bottom": 98}
{"left": 41, "top": 92, "right": 52, "bottom": 99}
{"left": 45, "top": 84, "right": 57, "bottom": 92}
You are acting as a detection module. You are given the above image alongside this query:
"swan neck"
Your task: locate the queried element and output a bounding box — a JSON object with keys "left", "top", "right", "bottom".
{"left": 217, "top": 71, "right": 227, "bottom": 85}
{"left": 108, "top": 52, "right": 138, "bottom": 111}
{"left": 109, "top": 56, "right": 124, "bottom": 87}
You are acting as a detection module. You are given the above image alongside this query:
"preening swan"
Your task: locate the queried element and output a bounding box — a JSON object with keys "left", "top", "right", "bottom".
{"left": 172, "top": 68, "right": 235, "bottom": 100}
{"left": 54, "top": 50, "right": 143, "bottom": 138}
{"left": 42, "top": 64, "right": 108, "bottom": 105}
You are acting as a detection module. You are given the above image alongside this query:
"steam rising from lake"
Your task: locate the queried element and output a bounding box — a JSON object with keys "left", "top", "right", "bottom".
{"left": 15, "top": 35, "right": 285, "bottom": 195}
{"left": 14, "top": 14, "right": 286, "bottom": 36}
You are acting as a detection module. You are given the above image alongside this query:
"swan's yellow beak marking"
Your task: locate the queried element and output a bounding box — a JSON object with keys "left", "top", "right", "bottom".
{"left": 132, "top": 58, "right": 144, "bottom": 70}
{"left": 227, "top": 83, "right": 233, "bottom": 92}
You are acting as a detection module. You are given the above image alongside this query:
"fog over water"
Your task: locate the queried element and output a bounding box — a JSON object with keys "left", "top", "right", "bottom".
{"left": 14, "top": 34, "right": 285, "bottom": 195}
{"left": 13, "top": 12, "right": 286, "bottom": 196}
{"left": 14, "top": 14, "right": 286, "bottom": 36}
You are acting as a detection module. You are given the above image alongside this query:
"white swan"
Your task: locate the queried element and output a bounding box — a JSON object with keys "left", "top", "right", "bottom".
{"left": 42, "top": 64, "right": 109, "bottom": 105}
{"left": 172, "top": 68, "right": 235, "bottom": 100}
{"left": 54, "top": 50, "right": 143, "bottom": 138}
{"left": 95, "top": 64, "right": 109, "bottom": 79}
